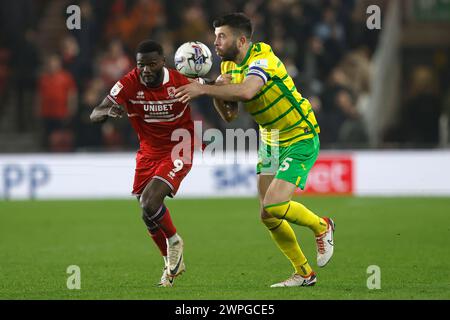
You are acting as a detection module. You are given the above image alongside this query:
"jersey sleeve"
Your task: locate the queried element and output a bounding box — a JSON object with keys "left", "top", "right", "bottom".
{"left": 107, "top": 75, "right": 132, "bottom": 105}
{"left": 246, "top": 52, "right": 277, "bottom": 85}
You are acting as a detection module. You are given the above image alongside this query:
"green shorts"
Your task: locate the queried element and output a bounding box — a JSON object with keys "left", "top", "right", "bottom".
{"left": 256, "top": 136, "right": 320, "bottom": 190}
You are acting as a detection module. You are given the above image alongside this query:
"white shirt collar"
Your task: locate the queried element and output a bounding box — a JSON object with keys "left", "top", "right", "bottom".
{"left": 162, "top": 67, "right": 169, "bottom": 85}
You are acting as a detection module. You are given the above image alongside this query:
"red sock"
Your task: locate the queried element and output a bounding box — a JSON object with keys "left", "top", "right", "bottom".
{"left": 149, "top": 228, "right": 167, "bottom": 256}
{"left": 158, "top": 206, "right": 177, "bottom": 238}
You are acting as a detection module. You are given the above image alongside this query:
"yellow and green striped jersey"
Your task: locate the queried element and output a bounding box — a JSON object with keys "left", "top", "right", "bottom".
{"left": 221, "top": 42, "right": 320, "bottom": 146}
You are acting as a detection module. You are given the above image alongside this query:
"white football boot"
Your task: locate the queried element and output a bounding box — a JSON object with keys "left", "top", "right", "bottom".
{"left": 316, "top": 217, "right": 335, "bottom": 267}
{"left": 157, "top": 265, "right": 173, "bottom": 287}
{"left": 270, "top": 272, "right": 317, "bottom": 288}
{"left": 167, "top": 235, "right": 186, "bottom": 278}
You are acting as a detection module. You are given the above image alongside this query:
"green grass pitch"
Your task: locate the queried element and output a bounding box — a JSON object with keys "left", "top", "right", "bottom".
{"left": 1, "top": 197, "right": 449, "bottom": 299}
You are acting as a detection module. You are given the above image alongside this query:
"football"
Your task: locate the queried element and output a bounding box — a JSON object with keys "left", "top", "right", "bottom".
{"left": 174, "top": 41, "right": 212, "bottom": 78}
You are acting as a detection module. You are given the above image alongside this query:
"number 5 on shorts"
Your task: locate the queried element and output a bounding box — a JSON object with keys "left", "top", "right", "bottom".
{"left": 279, "top": 157, "right": 293, "bottom": 172}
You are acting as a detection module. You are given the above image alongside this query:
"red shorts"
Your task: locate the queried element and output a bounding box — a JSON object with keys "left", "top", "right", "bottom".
{"left": 132, "top": 151, "right": 193, "bottom": 197}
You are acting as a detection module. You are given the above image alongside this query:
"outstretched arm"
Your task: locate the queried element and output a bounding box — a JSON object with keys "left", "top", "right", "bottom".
{"left": 174, "top": 75, "right": 264, "bottom": 104}
{"left": 90, "top": 97, "right": 125, "bottom": 123}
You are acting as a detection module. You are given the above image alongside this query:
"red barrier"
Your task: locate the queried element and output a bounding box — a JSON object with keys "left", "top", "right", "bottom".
{"left": 297, "top": 155, "right": 354, "bottom": 195}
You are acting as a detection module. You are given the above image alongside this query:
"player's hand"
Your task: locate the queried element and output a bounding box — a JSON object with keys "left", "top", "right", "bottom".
{"left": 174, "top": 81, "right": 204, "bottom": 104}
{"left": 215, "top": 74, "right": 232, "bottom": 86}
{"left": 107, "top": 105, "right": 125, "bottom": 118}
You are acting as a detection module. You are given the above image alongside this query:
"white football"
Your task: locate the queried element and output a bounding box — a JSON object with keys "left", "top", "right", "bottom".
{"left": 174, "top": 41, "right": 212, "bottom": 78}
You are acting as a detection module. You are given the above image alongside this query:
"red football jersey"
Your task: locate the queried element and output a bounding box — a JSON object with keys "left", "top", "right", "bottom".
{"left": 107, "top": 67, "right": 194, "bottom": 159}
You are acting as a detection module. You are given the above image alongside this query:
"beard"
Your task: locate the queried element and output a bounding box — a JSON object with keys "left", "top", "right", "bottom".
{"left": 141, "top": 68, "right": 163, "bottom": 87}
{"left": 219, "top": 44, "right": 240, "bottom": 62}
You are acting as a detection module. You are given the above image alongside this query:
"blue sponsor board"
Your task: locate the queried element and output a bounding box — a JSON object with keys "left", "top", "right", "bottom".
{"left": 213, "top": 164, "right": 255, "bottom": 190}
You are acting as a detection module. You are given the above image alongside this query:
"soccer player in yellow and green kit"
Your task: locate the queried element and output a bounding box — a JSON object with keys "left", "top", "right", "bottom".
{"left": 175, "top": 12, "right": 335, "bottom": 287}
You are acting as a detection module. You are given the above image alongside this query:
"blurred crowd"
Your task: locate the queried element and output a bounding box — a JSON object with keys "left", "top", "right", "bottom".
{"left": 0, "top": 0, "right": 447, "bottom": 152}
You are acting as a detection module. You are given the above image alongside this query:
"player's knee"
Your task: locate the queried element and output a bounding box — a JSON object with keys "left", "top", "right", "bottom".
{"left": 263, "top": 201, "right": 290, "bottom": 220}
{"left": 260, "top": 210, "right": 282, "bottom": 229}
{"left": 263, "top": 187, "right": 291, "bottom": 209}
{"left": 260, "top": 207, "right": 272, "bottom": 221}
{"left": 260, "top": 207, "right": 278, "bottom": 229}
{"left": 141, "top": 210, "right": 154, "bottom": 230}
{"left": 140, "top": 195, "right": 162, "bottom": 216}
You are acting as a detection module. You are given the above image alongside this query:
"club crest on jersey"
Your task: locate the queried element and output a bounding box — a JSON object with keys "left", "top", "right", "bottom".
{"left": 167, "top": 86, "right": 176, "bottom": 98}
{"left": 136, "top": 91, "right": 145, "bottom": 99}
{"left": 110, "top": 81, "right": 123, "bottom": 97}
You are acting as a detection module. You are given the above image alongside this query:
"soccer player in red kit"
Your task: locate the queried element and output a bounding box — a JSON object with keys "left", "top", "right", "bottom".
{"left": 90, "top": 40, "right": 194, "bottom": 287}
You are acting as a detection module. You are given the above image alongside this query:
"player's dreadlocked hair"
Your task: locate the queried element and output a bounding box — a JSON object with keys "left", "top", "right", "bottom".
{"left": 213, "top": 12, "right": 253, "bottom": 39}
{"left": 136, "top": 40, "right": 163, "bottom": 55}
